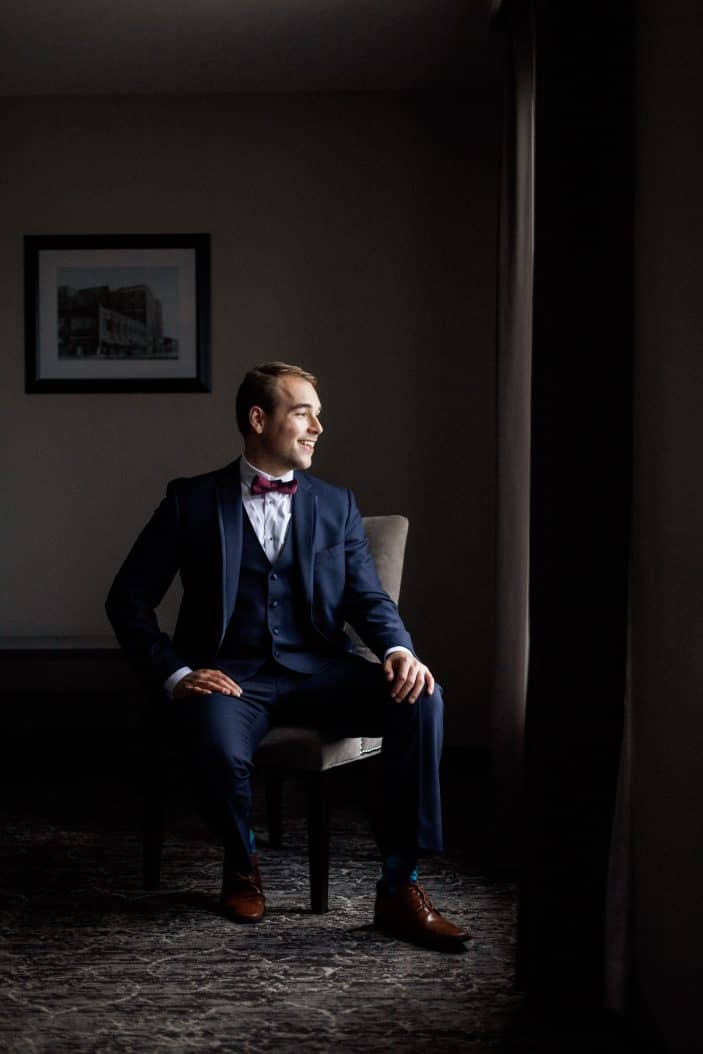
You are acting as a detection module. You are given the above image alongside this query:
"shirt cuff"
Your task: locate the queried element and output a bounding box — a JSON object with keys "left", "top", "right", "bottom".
{"left": 164, "top": 666, "right": 193, "bottom": 699}
{"left": 383, "top": 646, "right": 414, "bottom": 661}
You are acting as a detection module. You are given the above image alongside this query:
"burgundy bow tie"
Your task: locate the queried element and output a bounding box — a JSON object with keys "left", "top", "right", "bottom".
{"left": 250, "top": 474, "right": 298, "bottom": 496}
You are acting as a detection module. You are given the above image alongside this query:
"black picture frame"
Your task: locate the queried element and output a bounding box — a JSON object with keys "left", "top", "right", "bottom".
{"left": 24, "top": 233, "right": 211, "bottom": 393}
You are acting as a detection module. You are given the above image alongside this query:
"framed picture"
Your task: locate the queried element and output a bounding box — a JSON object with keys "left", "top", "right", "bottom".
{"left": 24, "top": 233, "right": 210, "bottom": 393}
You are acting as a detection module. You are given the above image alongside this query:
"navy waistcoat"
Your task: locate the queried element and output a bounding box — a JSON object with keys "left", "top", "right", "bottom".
{"left": 217, "top": 511, "right": 337, "bottom": 679}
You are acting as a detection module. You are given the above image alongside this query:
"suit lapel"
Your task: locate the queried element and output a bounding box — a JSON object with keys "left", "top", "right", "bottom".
{"left": 292, "top": 472, "right": 317, "bottom": 612}
{"left": 215, "top": 459, "right": 243, "bottom": 649}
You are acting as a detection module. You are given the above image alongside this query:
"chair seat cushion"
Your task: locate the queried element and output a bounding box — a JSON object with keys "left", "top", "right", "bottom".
{"left": 252, "top": 516, "right": 408, "bottom": 776}
{"left": 256, "top": 728, "right": 382, "bottom": 772}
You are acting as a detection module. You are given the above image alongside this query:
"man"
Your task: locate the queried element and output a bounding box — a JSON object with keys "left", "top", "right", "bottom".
{"left": 106, "top": 362, "right": 468, "bottom": 950}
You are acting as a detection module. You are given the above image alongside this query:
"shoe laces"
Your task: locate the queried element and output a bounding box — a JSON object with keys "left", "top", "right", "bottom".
{"left": 408, "top": 882, "right": 437, "bottom": 914}
{"left": 228, "top": 872, "right": 260, "bottom": 891}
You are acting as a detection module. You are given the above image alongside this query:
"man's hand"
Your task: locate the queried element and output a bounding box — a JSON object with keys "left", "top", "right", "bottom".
{"left": 382, "top": 652, "right": 435, "bottom": 704}
{"left": 172, "top": 669, "right": 242, "bottom": 700}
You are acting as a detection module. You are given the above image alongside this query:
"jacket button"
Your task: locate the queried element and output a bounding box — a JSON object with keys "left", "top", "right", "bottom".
{"left": 272, "top": 628, "right": 279, "bottom": 635}
{"left": 270, "top": 600, "right": 278, "bottom": 608}
{"left": 273, "top": 649, "right": 280, "bottom": 657}
{"left": 270, "top": 573, "right": 278, "bottom": 581}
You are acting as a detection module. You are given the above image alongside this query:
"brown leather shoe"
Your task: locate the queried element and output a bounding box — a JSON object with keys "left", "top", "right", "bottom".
{"left": 220, "top": 853, "right": 265, "bottom": 924}
{"left": 373, "top": 881, "right": 470, "bottom": 950}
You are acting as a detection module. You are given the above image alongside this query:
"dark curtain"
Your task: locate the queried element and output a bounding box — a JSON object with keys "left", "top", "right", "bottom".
{"left": 491, "top": 0, "right": 534, "bottom": 869}
{"left": 492, "top": 0, "right": 635, "bottom": 1004}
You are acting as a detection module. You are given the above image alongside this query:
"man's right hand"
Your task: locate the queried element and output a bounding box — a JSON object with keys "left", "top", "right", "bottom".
{"left": 172, "top": 669, "right": 243, "bottom": 700}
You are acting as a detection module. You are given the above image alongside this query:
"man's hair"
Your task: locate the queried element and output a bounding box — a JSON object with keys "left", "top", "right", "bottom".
{"left": 235, "top": 362, "right": 318, "bottom": 437}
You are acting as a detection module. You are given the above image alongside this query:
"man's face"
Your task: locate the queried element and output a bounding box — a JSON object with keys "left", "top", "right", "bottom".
{"left": 248, "top": 377, "right": 323, "bottom": 475}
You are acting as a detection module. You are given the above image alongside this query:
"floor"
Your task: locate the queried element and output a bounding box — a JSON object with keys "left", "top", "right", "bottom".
{"left": 1, "top": 757, "right": 639, "bottom": 1053}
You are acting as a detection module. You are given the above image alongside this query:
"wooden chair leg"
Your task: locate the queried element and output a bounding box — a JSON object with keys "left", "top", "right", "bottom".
{"left": 265, "top": 773, "right": 284, "bottom": 849}
{"left": 143, "top": 786, "right": 164, "bottom": 890}
{"left": 142, "top": 702, "right": 166, "bottom": 891}
{"left": 306, "top": 771, "right": 330, "bottom": 914}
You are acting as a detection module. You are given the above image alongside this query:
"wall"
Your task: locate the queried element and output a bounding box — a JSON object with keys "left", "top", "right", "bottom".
{"left": 632, "top": 3, "right": 703, "bottom": 1048}
{"left": 0, "top": 92, "right": 500, "bottom": 745}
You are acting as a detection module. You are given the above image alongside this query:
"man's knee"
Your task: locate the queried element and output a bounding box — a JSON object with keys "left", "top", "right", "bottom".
{"left": 388, "top": 682, "right": 443, "bottom": 733}
{"left": 419, "top": 682, "right": 444, "bottom": 731}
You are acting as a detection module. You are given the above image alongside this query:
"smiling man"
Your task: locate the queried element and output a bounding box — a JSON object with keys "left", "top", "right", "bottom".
{"left": 106, "top": 361, "right": 468, "bottom": 950}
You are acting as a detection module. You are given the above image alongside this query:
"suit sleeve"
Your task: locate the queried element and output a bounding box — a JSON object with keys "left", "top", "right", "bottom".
{"left": 105, "top": 480, "right": 187, "bottom": 686}
{"left": 341, "top": 490, "right": 415, "bottom": 660}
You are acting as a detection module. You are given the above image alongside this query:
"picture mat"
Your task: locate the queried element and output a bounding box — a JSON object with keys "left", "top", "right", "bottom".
{"left": 37, "top": 248, "right": 198, "bottom": 380}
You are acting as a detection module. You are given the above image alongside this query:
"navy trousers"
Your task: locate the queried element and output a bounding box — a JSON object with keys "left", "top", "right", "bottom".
{"left": 171, "top": 653, "right": 444, "bottom": 873}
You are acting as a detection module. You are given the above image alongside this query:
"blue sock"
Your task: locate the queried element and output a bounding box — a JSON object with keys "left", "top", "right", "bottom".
{"left": 249, "top": 828, "right": 256, "bottom": 855}
{"left": 380, "top": 854, "right": 418, "bottom": 895}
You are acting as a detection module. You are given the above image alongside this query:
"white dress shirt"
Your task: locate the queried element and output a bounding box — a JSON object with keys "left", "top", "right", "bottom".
{"left": 164, "top": 457, "right": 411, "bottom": 697}
{"left": 239, "top": 456, "right": 295, "bottom": 563}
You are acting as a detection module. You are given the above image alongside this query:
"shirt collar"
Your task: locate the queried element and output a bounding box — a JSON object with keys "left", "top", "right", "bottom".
{"left": 240, "top": 455, "right": 295, "bottom": 489}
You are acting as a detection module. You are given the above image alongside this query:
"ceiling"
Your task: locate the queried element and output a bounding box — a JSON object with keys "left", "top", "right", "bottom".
{"left": 0, "top": 0, "right": 502, "bottom": 96}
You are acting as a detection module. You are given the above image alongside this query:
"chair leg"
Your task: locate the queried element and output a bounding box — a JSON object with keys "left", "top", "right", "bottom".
{"left": 265, "top": 773, "right": 285, "bottom": 849}
{"left": 306, "top": 771, "right": 330, "bottom": 914}
{"left": 143, "top": 786, "right": 164, "bottom": 890}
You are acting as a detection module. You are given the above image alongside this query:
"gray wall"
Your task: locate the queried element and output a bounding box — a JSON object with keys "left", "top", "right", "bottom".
{"left": 0, "top": 92, "right": 499, "bottom": 745}
{"left": 632, "top": 3, "right": 703, "bottom": 1048}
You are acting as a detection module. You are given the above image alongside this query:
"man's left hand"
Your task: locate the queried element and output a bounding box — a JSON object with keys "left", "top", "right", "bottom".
{"left": 382, "top": 652, "right": 435, "bottom": 704}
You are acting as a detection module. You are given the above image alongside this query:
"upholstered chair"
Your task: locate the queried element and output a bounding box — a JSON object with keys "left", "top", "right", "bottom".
{"left": 143, "top": 514, "right": 409, "bottom": 914}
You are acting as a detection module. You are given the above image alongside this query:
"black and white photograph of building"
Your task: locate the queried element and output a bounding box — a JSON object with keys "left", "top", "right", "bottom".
{"left": 57, "top": 267, "right": 179, "bottom": 360}
{"left": 24, "top": 235, "right": 210, "bottom": 391}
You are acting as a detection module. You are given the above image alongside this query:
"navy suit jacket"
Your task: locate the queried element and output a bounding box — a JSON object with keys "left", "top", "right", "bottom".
{"left": 106, "top": 458, "right": 414, "bottom": 686}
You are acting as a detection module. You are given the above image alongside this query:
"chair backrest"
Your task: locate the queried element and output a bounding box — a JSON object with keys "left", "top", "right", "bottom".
{"left": 344, "top": 515, "right": 409, "bottom": 661}
{"left": 361, "top": 515, "right": 409, "bottom": 604}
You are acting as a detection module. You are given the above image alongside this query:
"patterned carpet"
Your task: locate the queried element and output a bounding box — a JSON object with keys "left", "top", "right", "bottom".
{"left": 0, "top": 781, "right": 634, "bottom": 1053}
